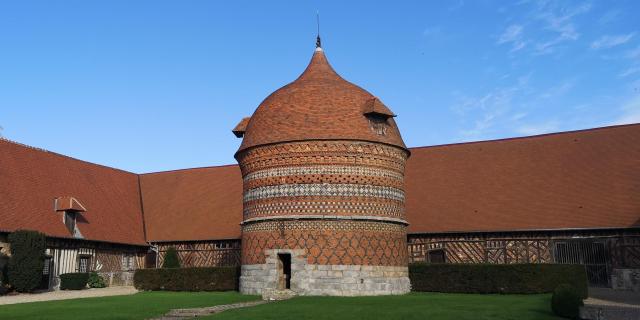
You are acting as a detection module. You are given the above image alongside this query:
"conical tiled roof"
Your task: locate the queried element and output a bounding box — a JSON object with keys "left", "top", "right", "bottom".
{"left": 236, "top": 48, "right": 406, "bottom": 154}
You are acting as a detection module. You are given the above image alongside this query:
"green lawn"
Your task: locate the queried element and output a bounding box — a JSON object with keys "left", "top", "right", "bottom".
{"left": 0, "top": 291, "right": 258, "bottom": 320}
{"left": 0, "top": 291, "right": 562, "bottom": 320}
{"left": 206, "top": 293, "right": 562, "bottom": 320}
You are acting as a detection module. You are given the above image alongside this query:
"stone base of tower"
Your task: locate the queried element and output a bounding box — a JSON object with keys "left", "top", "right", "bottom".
{"left": 239, "top": 249, "right": 410, "bottom": 296}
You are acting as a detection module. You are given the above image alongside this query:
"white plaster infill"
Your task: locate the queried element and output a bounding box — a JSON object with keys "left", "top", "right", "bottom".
{"left": 240, "top": 215, "right": 409, "bottom": 225}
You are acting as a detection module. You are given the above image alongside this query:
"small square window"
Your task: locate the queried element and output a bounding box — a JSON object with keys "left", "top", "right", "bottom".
{"left": 122, "top": 254, "right": 135, "bottom": 271}
{"left": 78, "top": 256, "right": 91, "bottom": 273}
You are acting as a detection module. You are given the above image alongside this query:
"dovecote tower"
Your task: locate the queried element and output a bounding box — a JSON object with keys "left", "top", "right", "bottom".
{"left": 233, "top": 42, "right": 410, "bottom": 296}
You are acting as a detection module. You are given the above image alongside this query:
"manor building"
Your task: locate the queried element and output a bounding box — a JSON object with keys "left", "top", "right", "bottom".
{"left": 0, "top": 44, "right": 639, "bottom": 292}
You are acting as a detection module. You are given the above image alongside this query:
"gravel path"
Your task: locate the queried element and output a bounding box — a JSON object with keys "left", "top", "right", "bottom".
{"left": 150, "top": 300, "right": 268, "bottom": 320}
{"left": 0, "top": 286, "right": 138, "bottom": 305}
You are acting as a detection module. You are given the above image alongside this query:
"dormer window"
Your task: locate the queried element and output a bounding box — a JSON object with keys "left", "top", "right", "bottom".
{"left": 54, "top": 196, "right": 87, "bottom": 238}
{"left": 232, "top": 117, "right": 251, "bottom": 138}
{"left": 64, "top": 211, "right": 77, "bottom": 235}
{"left": 363, "top": 98, "right": 396, "bottom": 136}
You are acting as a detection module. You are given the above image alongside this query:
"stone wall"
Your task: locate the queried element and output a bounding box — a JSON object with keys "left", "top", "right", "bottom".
{"left": 240, "top": 249, "right": 410, "bottom": 296}
{"left": 97, "top": 271, "right": 135, "bottom": 287}
{"left": 612, "top": 268, "right": 640, "bottom": 292}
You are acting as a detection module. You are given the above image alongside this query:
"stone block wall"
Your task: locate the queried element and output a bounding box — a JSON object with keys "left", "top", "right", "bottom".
{"left": 240, "top": 249, "right": 410, "bottom": 296}
{"left": 612, "top": 268, "right": 640, "bottom": 292}
{"left": 97, "top": 271, "right": 135, "bottom": 286}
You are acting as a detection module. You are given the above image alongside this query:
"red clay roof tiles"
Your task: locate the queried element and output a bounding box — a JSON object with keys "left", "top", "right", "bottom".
{"left": 237, "top": 49, "right": 407, "bottom": 154}
{"left": 0, "top": 138, "right": 147, "bottom": 245}
{"left": 232, "top": 117, "right": 251, "bottom": 138}
{"left": 405, "top": 124, "right": 640, "bottom": 234}
{"left": 54, "top": 196, "right": 87, "bottom": 212}
{"left": 140, "top": 165, "right": 243, "bottom": 242}
{"left": 2, "top": 124, "right": 638, "bottom": 244}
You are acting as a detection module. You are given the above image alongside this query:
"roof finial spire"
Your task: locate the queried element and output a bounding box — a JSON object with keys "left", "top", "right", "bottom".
{"left": 316, "top": 11, "right": 322, "bottom": 49}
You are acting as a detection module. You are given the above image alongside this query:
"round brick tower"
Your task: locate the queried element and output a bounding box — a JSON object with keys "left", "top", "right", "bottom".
{"left": 233, "top": 43, "right": 410, "bottom": 296}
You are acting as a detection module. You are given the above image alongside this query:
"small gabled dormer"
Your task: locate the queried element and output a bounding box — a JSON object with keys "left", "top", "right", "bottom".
{"left": 54, "top": 196, "right": 86, "bottom": 238}
{"left": 232, "top": 117, "right": 251, "bottom": 138}
{"left": 363, "top": 97, "right": 396, "bottom": 136}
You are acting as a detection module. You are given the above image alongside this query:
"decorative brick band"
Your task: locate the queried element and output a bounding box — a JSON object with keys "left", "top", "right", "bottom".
{"left": 243, "top": 183, "right": 405, "bottom": 203}
{"left": 244, "top": 165, "right": 404, "bottom": 182}
{"left": 244, "top": 173, "right": 404, "bottom": 190}
{"left": 242, "top": 219, "right": 406, "bottom": 233}
{"left": 243, "top": 198, "right": 404, "bottom": 219}
{"left": 237, "top": 141, "right": 409, "bottom": 175}
{"left": 241, "top": 215, "right": 408, "bottom": 226}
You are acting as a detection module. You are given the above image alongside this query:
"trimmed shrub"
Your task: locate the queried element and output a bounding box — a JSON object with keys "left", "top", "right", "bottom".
{"left": 162, "top": 247, "right": 180, "bottom": 269}
{"left": 0, "top": 252, "right": 8, "bottom": 295}
{"left": 134, "top": 267, "right": 238, "bottom": 291}
{"left": 409, "top": 263, "right": 588, "bottom": 297}
{"left": 7, "top": 230, "right": 46, "bottom": 292}
{"left": 551, "top": 284, "right": 584, "bottom": 319}
{"left": 60, "top": 273, "right": 89, "bottom": 290}
{"left": 87, "top": 272, "right": 107, "bottom": 288}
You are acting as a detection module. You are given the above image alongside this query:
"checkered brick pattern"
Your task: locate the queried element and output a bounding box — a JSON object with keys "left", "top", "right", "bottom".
{"left": 241, "top": 220, "right": 408, "bottom": 266}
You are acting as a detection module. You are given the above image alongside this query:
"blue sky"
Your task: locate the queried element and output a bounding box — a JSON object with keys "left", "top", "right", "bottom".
{"left": 1, "top": 0, "right": 639, "bottom": 173}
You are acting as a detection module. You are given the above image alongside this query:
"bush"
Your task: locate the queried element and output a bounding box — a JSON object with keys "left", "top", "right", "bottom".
{"left": 60, "top": 273, "right": 89, "bottom": 290}
{"left": 7, "top": 230, "right": 46, "bottom": 292}
{"left": 87, "top": 272, "right": 107, "bottom": 288}
{"left": 134, "top": 267, "right": 238, "bottom": 291}
{"left": 0, "top": 252, "right": 8, "bottom": 295}
{"left": 409, "top": 263, "right": 588, "bottom": 297}
{"left": 162, "top": 247, "right": 181, "bottom": 268}
{"left": 551, "top": 284, "right": 584, "bottom": 319}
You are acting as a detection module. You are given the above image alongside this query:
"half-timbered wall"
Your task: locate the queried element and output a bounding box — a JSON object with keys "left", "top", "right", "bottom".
{"left": 408, "top": 230, "right": 640, "bottom": 266}
{"left": 408, "top": 230, "right": 640, "bottom": 286}
{"left": 44, "top": 238, "right": 147, "bottom": 289}
{"left": 154, "top": 240, "right": 241, "bottom": 268}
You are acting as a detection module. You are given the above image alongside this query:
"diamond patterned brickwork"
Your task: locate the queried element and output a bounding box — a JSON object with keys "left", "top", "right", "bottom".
{"left": 236, "top": 141, "right": 408, "bottom": 174}
{"left": 244, "top": 197, "right": 405, "bottom": 219}
{"left": 237, "top": 139, "right": 409, "bottom": 269}
{"left": 241, "top": 220, "right": 408, "bottom": 266}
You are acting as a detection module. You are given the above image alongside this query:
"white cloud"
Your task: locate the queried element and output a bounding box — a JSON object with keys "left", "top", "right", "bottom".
{"left": 498, "top": 25, "right": 523, "bottom": 44}
{"left": 452, "top": 75, "right": 532, "bottom": 138}
{"left": 590, "top": 33, "right": 635, "bottom": 49}
{"left": 516, "top": 120, "right": 560, "bottom": 135}
{"left": 610, "top": 95, "right": 640, "bottom": 125}
{"left": 447, "top": 0, "right": 464, "bottom": 11}
{"left": 497, "top": 25, "right": 527, "bottom": 52}
{"left": 625, "top": 46, "right": 640, "bottom": 60}
{"left": 423, "top": 26, "right": 442, "bottom": 37}
{"left": 539, "top": 80, "right": 575, "bottom": 99}
{"left": 531, "top": 2, "right": 591, "bottom": 55}
{"left": 598, "top": 9, "right": 621, "bottom": 25}
{"left": 619, "top": 66, "right": 640, "bottom": 78}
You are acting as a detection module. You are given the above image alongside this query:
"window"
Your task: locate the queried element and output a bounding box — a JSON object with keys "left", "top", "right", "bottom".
{"left": 428, "top": 249, "right": 446, "bottom": 263}
{"left": 122, "top": 254, "right": 135, "bottom": 271}
{"left": 43, "top": 257, "right": 52, "bottom": 275}
{"left": 64, "top": 211, "right": 77, "bottom": 234}
{"left": 78, "top": 256, "right": 91, "bottom": 273}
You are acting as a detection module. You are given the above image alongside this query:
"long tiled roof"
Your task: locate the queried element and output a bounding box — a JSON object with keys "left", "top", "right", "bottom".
{"left": 405, "top": 123, "right": 640, "bottom": 234}
{"left": 140, "top": 165, "right": 243, "bottom": 242}
{"left": 0, "top": 138, "right": 147, "bottom": 245}
{"left": 1, "top": 123, "right": 638, "bottom": 244}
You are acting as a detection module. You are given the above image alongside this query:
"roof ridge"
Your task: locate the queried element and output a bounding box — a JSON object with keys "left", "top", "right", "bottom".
{"left": 140, "top": 163, "right": 239, "bottom": 175}
{"left": 409, "top": 122, "right": 640, "bottom": 151}
{"left": 0, "top": 136, "right": 137, "bottom": 175}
